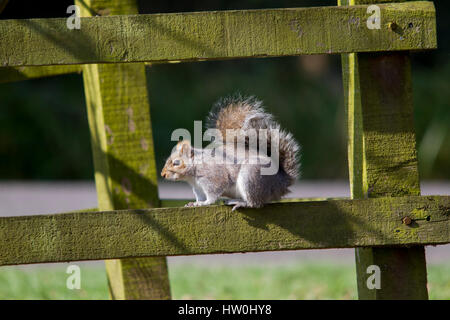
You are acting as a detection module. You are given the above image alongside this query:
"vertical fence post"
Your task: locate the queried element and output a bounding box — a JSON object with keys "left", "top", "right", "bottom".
{"left": 339, "top": 0, "right": 428, "bottom": 299}
{"left": 77, "top": 0, "right": 171, "bottom": 299}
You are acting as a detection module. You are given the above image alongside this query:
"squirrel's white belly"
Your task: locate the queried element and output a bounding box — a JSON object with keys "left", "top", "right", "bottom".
{"left": 223, "top": 183, "right": 242, "bottom": 200}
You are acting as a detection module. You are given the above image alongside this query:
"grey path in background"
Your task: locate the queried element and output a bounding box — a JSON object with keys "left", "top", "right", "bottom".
{"left": 0, "top": 180, "right": 449, "bottom": 267}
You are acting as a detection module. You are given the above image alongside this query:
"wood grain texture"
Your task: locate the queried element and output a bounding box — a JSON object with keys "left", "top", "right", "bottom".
{"left": 78, "top": 0, "right": 171, "bottom": 301}
{"left": 353, "top": 52, "right": 428, "bottom": 300}
{"left": 350, "top": 0, "right": 406, "bottom": 4}
{"left": 46, "top": 196, "right": 348, "bottom": 213}
{"left": 0, "top": 195, "right": 448, "bottom": 266}
{"left": 0, "top": 2, "right": 436, "bottom": 67}
{"left": 0, "top": 65, "right": 81, "bottom": 83}
{"left": 340, "top": 0, "right": 431, "bottom": 300}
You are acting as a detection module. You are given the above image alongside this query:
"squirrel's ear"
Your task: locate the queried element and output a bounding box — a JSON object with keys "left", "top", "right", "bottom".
{"left": 177, "top": 140, "right": 193, "bottom": 158}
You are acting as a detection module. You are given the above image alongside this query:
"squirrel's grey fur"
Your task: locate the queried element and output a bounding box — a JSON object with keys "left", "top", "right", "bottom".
{"left": 161, "top": 94, "right": 300, "bottom": 211}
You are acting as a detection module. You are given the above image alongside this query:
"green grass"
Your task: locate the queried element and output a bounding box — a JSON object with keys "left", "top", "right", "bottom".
{"left": 170, "top": 263, "right": 357, "bottom": 300}
{"left": 0, "top": 263, "right": 449, "bottom": 300}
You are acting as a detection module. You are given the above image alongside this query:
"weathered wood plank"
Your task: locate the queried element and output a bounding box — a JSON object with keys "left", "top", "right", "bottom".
{"left": 0, "top": 2, "right": 436, "bottom": 67}
{"left": 353, "top": 52, "right": 428, "bottom": 300}
{"left": 339, "top": 0, "right": 430, "bottom": 300}
{"left": 0, "top": 65, "right": 81, "bottom": 83}
{"left": 45, "top": 197, "right": 348, "bottom": 212}
{"left": 78, "top": 0, "right": 171, "bottom": 301}
{"left": 0, "top": 195, "right": 448, "bottom": 266}
{"left": 351, "top": 0, "right": 406, "bottom": 4}
{"left": 160, "top": 197, "right": 347, "bottom": 207}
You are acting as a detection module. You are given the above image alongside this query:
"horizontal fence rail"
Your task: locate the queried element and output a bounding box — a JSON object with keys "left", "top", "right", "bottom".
{"left": 0, "top": 195, "right": 448, "bottom": 266}
{"left": 0, "top": 65, "right": 82, "bottom": 83}
{"left": 0, "top": 1, "right": 436, "bottom": 67}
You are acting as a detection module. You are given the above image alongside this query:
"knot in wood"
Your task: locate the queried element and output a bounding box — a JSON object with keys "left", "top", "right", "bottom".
{"left": 388, "top": 22, "right": 398, "bottom": 31}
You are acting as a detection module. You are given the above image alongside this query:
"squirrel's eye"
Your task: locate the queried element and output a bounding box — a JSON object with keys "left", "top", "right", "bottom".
{"left": 172, "top": 159, "right": 181, "bottom": 166}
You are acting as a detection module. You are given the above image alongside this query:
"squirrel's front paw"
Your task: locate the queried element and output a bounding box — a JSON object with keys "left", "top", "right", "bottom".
{"left": 185, "top": 201, "right": 205, "bottom": 207}
{"left": 185, "top": 201, "right": 214, "bottom": 208}
{"left": 185, "top": 202, "right": 197, "bottom": 207}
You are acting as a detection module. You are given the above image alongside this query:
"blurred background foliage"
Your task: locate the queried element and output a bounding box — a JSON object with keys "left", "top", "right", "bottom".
{"left": 0, "top": 0, "right": 448, "bottom": 180}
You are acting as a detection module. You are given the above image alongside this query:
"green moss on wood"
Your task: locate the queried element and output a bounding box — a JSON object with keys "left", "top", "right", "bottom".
{"left": 0, "top": 65, "right": 81, "bottom": 83}
{"left": 78, "top": 0, "right": 171, "bottom": 301}
{"left": 0, "top": 195, "right": 448, "bottom": 266}
{"left": 0, "top": 2, "right": 437, "bottom": 67}
{"left": 340, "top": 0, "right": 430, "bottom": 299}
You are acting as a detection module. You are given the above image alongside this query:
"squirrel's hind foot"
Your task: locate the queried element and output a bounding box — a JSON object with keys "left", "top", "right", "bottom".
{"left": 224, "top": 199, "right": 252, "bottom": 211}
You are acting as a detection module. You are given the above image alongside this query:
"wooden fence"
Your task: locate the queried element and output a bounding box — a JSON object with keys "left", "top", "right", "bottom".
{"left": 0, "top": 0, "right": 448, "bottom": 300}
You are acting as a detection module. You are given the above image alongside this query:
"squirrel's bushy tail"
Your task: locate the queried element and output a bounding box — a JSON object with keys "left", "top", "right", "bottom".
{"left": 207, "top": 94, "right": 300, "bottom": 183}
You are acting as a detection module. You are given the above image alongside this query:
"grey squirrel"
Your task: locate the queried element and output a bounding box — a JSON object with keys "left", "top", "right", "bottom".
{"left": 161, "top": 95, "right": 300, "bottom": 211}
